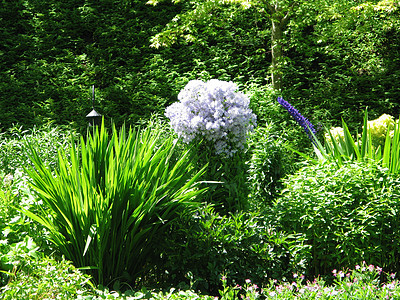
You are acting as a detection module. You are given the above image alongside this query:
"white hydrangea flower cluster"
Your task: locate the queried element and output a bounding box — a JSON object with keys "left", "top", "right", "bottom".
{"left": 325, "top": 114, "right": 398, "bottom": 148}
{"left": 325, "top": 126, "right": 345, "bottom": 145}
{"left": 165, "top": 79, "right": 257, "bottom": 156}
{"left": 367, "top": 114, "right": 396, "bottom": 145}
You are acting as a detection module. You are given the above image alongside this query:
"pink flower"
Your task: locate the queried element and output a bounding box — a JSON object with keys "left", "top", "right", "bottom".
{"left": 245, "top": 279, "right": 251, "bottom": 284}
{"left": 368, "top": 265, "right": 375, "bottom": 272}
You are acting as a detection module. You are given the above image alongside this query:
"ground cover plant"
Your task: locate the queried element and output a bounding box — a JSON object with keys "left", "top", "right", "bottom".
{"left": 3, "top": 258, "right": 400, "bottom": 299}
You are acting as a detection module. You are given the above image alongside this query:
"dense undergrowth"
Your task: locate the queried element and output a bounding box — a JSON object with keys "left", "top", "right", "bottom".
{"left": 1, "top": 104, "right": 400, "bottom": 298}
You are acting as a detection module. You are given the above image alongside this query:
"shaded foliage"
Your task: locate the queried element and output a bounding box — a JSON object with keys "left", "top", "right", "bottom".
{"left": 283, "top": 1, "right": 400, "bottom": 130}
{"left": 153, "top": 205, "right": 302, "bottom": 296}
{"left": 0, "top": 0, "right": 270, "bottom": 131}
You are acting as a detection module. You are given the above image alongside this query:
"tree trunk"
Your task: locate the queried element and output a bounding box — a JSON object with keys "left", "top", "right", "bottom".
{"left": 271, "top": 16, "right": 283, "bottom": 91}
{"left": 269, "top": 1, "right": 291, "bottom": 91}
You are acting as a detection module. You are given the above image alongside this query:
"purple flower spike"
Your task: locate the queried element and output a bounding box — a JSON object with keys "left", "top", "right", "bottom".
{"left": 277, "top": 97, "right": 316, "bottom": 142}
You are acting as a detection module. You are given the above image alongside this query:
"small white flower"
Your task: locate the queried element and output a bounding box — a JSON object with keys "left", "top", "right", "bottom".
{"left": 3, "top": 174, "right": 13, "bottom": 185}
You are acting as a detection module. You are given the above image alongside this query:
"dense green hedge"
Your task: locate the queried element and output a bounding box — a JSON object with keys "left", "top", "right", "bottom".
{"left": 2, "top": 0, "right": 399, "bottom": 134}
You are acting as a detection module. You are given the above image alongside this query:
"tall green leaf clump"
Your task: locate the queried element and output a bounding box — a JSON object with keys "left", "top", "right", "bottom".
{"left": 312, "top": 110, "right": 400, "bottom": 175}
{"left": 22, "top": 122, "right": 206, "bottom": 287}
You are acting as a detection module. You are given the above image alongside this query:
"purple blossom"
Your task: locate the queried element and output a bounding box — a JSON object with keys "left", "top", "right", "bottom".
{"left": 277, "top": 97, "right": 316, "bottom": 142}
{"left": 165, "top": 79, "right": 257, "bottom": 157}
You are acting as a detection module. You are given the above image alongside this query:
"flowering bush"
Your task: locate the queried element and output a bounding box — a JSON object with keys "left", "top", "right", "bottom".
{"left": 165, "top": 79, "right": 256, "bottom": 157}
{"left": 218, "top": 262, "right": 400, "bottom": 300}
{"left": 325, "top": 114, "right": 397, "bottom": 149}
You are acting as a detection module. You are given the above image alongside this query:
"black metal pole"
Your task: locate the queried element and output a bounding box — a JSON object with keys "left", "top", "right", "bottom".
{"left": 92, "top": 85, "right": 95, "bottom": 108}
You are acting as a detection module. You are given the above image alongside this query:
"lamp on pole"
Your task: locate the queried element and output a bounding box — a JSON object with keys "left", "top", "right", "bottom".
{"left": 86, "top": 85, "right": 102, "bottom": 127}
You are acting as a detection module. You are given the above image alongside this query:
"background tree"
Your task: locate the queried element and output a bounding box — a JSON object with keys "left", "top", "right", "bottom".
{"left": 283, "top": 0, "right": 400, "bottom": 126}
{"left": 148, "top": 0, "right": 302, "bottom": 90}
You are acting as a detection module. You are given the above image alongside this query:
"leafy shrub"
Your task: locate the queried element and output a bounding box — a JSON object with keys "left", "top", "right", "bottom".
{"left": 246, "top": 84, "right": 281, "bottom": 127}
{"left": 22, "top": 121, "right": 206, "bottom": 287}
{"left": 246, "top": 124, "right": 297, "bottom": 208}
{"left": 1, "top": 252, "right": 94, "bottom": 299}
{"left": 275, "top": 160, "right": 400, "bottom": 279}
{"left": 0, "top": 124, "right": 76, "bottom": 174}
{"left": 192, "top": 148, "right": 250, "bottom": 213}
{"left": 156, "top": 205, "right": 303, "bottom": 295}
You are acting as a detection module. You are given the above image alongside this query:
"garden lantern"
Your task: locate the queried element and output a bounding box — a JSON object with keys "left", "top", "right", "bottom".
{"left": 86, "top": 85, "right": 102, "bottom": 127}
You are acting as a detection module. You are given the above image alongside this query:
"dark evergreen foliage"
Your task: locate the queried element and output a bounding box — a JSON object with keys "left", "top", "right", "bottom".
{"left": 0, "top": 0, "right": 399, "bottom": 136}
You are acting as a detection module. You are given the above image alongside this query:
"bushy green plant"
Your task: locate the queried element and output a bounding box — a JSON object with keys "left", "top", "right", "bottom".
{"left": 0, "top": 124, "right": 76, "bottom": 174}
{"left": 21, "top": 121, "right": 206, "bottom": 287}
{"left": 0, "top": 253, "right": 94, "bottom": 299}
{"left": 194, "top": 148, "right": 250, "bottom": 213}
{"left": 156, "top": 205, "right": 303, "bottom": 295}
{"left": 246, "top": 84, "right": 317, "bottom": 153}
{"left": 247, "top": 124, "right": 296, "bottom": 208}
{"left": 246, "top": 84, "right": 281, "bottom": 126}
{"left": 275, "top": 160, "right": 400, "bottom": 278}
